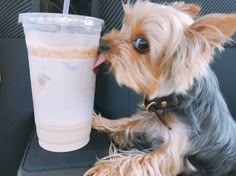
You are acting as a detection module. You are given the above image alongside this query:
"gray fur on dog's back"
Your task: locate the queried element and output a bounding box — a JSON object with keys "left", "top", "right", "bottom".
{"left": 176, "top": 67, "right": 236, "bottom": 175}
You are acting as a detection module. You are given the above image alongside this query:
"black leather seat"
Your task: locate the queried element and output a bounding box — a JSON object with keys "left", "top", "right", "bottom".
{"left": 0, "top": 1, "right": 38, "bottom": 176}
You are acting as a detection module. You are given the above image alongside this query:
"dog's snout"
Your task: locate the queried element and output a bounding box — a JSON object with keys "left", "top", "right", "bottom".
{"left": 100, "top": 39, "right": 110, "bottom": 53}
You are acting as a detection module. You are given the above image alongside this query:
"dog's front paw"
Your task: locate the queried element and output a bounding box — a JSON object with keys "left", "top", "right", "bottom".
{"left": 92, "top": 112, "right": 113, "bottom": 133}
{"left": 92, "top": 112, "right": 103, "bottom": 130}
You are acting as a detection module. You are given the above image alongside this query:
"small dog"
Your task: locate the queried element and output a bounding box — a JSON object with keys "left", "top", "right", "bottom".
{"left": 86, "top": 1, "right": 236, "bottom": 176}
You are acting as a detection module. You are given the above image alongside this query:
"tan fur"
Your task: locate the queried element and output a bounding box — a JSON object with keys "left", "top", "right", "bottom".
{"left": 189, "top": 14, "right": 236, "bottom": 48}
{"left": 85, "top": 113, "right": 191, "bottom": 176}
{"left": 85, "top": 1, "right": 236, "bottom": 176}
{"left": 171, "top": 2, "right": 200, "bottom": 17}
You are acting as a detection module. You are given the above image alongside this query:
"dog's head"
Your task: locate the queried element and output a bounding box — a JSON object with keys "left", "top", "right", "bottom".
{"left": 95, "top": 1, "right": 236, "bottom": 98}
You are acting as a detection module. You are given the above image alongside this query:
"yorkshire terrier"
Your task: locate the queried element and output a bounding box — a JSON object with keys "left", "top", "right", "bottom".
{"left": 86, "top": 1, "right": 236, "bottom": 176}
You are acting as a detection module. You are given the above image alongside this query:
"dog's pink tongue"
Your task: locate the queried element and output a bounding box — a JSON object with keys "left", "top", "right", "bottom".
{"left": 93, "top": 54, "right": 106, "bottom": 74}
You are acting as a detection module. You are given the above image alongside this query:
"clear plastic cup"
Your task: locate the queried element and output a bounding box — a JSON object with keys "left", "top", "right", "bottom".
{"left": 19, "top": 13, "right": 104, "bottom": 152}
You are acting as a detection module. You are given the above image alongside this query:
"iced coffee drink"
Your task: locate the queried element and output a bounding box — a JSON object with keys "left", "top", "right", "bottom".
{"left": 19, "top": 13, "right": 104, "bottom": 152}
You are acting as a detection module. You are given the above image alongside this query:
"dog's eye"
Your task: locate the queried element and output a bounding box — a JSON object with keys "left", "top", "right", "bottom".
{"left": 133, "top": 37, "right": 149, "bottom": 53}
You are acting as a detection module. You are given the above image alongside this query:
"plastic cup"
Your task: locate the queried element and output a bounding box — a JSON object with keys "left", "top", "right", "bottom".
{"left": 19, "top": 13, "right": 104, "bottom": 152}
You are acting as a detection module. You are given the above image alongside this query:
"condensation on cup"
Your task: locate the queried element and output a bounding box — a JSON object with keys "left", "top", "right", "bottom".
{"left": 19, "top": 13, "right": 104, "bottom": 152}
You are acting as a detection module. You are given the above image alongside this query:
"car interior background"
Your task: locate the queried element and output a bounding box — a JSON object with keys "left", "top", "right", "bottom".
{"left": 0, "top": 0, "right": 235, "bottom": 176}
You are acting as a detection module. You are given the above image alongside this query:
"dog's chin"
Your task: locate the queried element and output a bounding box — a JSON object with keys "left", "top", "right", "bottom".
{"left": 105, "top": 61, "right": 112, "bottom": 70}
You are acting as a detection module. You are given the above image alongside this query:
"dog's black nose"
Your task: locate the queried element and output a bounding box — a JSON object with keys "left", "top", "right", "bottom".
{"left": 100, "top": 39, "right": 110, "bottom": 53}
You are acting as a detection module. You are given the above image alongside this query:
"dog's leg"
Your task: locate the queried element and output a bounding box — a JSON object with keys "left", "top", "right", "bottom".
{"left": 84, "top": 140, "right": 187, "bottom": 176}
{"left": 84, "top": 145, "right": 171, "bottom": 176}
{"left": 92, "top": 112, "right": 152, "bottom": 148}
{"left": 92, "top": 112, "right": 143, "bottom": 133}
{"left": 87, "top": 114, "right": 192, "bottom": 176}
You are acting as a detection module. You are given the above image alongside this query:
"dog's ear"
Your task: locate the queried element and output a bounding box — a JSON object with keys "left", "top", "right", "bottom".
{"left": 188, "top": 14, "right": 236, "bottom": 47}
{"left": 171, "top": 2, "right": 201, "bottom": 17}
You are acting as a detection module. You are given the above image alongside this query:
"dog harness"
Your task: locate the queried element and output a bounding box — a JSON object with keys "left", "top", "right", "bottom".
{"left": 143, "top": 94, "right": 179, "bottom": 130}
